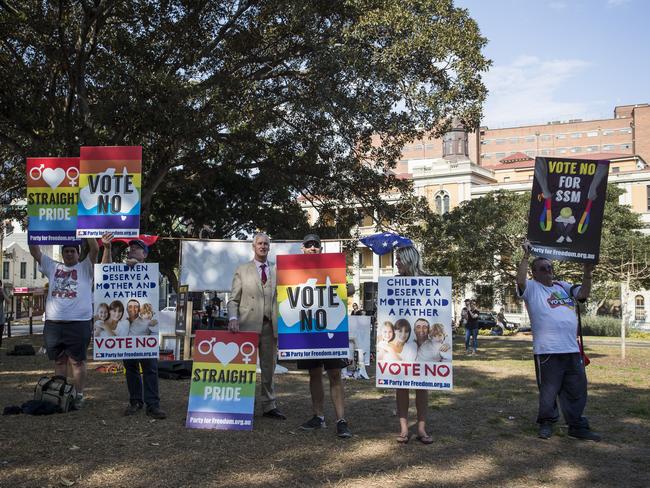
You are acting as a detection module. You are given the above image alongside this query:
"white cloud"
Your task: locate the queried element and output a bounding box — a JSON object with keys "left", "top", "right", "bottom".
{"left": 481, "top": 55, "right": 599, "bottom": 127}
{"left": 607, "top": 0, "right": 631, "bottom": 6}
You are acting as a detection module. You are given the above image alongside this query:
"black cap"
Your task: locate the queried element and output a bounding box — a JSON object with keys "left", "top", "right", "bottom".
{"left": 302, "top": 234, "right": 321, "bottom": 246}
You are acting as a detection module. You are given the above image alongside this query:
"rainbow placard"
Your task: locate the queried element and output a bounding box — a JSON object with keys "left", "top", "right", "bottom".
{"left": 186, "top": 331, "right": 258, "bottom": 430}
{"left": 77, "top": 146, "right": 141, "bottom": 238}
{"left": 277, "top": 253, "right": 349, "bottom": 360}
{"left": 26, "top": 157, "right": 80, "bottom": 245}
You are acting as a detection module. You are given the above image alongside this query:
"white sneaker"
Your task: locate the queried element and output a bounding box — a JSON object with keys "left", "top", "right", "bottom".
{"left": 566, "top": 236, "right": 572, "bottom": 243}
{"left": 556, "top": 236, "right": 565, "bottom": 243}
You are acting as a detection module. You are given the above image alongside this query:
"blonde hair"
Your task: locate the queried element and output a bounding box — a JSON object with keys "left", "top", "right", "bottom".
{"left": 140, "top": 303, "right": 155, "bottom": 318}
{"left": 396, "top": 246, "right": 425, "bottom": 276}
{"left": 430, "top": 323, "right": 445, "bottom": 337}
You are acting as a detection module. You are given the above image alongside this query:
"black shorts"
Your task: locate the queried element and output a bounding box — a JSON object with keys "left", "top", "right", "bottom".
{"left": 43, "top": 320, "right": 92, "bottom": 361}
{"left": 296, "top": 358, "right": 348, "bottom": 371}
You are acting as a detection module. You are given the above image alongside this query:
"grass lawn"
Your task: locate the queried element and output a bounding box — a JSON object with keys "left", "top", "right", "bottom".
{"left": 0, "top": 334, "right": 648, "bottom": 488}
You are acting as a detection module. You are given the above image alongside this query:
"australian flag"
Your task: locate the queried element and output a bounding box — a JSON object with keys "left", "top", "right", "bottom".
{"left": 360, "top": 232, "right": 413, "bottom": 256}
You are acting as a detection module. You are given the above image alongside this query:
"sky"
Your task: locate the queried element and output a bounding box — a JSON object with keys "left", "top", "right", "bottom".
{"left": 455, "top": 0, "right": 650, "bottom": 128}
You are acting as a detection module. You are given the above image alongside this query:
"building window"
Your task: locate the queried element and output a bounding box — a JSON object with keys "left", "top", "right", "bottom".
{"left": 541, "top": 149, "right": 551, "bottom": 155}
{"left": 557, "top": 148, "right": 567, "bottom": 154}
{"left": 2, "top": 262, "right": 8, "bottom": 280}
{"left": 434, "top": 191, "right": 450, "bottom": 215}
{"left": 620, "top": 128, "right": 632, "bottom": 134}
{"left": 33, "top": 259, "right": 37, "bottom": 279}
{"left": 20, "top": 262, "right": 26, "bottom": 279}
{"left": 602, "top": 144, "right": 614, "bottom": 151}
{"left": 541, "top": 134, "right": 552, "bottom": 142}
{"left": 602, "top": 129, "right": 614, "bottom": 136}
{"left": 495, "top": 152, "right": 506, "bottom": 158}
{"left": 525, "top": 136, "right": 535, "bottom": 143}
{"left": 647, "top": 185, "right": 650, "bottom": 211}
{"left": 620, "top": 143, "right": 631, "bottom": 150}
{"left": 586, "top": 131, "right": 598, "bottom": 137}
{"left": 481, "top": 140, "right": 490, "bottom": 145}
{"left": 380, "top": 252, "right": 393, "bottom": 268}
{"left": 482, "top": 154, "right": 491, "bottom": 160}
{"left": 612, "top": 167, "right": 620, "bottom": 173}
{"left": 556, "top": 134, "right": 566, "bottom": 140}
{"left": 495, "top": 139, "right": 505, "bottom": 145}
{"left": 586, "top": 145, "right": 598, "bottom": 152}
{"left": 508, "top": 137, "right": 518, "bottom": 144}
{"left": 570, "top": 147, "right": 581, "bottom": 153}
{"left": 570, "top": 132, "right": 582, "bottom": 139}
{"left": 635, "top": 295, "right": 645, "bottom": 321}
{"left": 503, "top": 176, "right": 510, "bottom": 182}
{"left": 525, "top": 150, "right": 535, "bottom": 157}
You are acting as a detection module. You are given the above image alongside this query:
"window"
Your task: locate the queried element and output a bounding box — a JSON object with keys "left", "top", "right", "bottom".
{"left": 495, "top": 139, "right": 506, "bottom": 145}
{"left": 482, "top": 154, "right": 491, "bottom": 160}
{"left": 612, "top": 167, "right": 620, "bottom": 173}
{"left": 481, "top": 140, "right": 490, "bottom": 145}
{"left": 647, "top": 185, "right": 650, "bottom": 211}
{"left": 424, "top": 144, "right": 434, "bottom": 150}
{"left": 586, "top": 145, "right": 598, "bottom": 152}
{"left": 570, "top": 132, "right": 582, "bottom": 139}
{"left": 620, "top": 143, "right": 632, "bottom": 150}
{"left": 602, "top": 144, "right": 614, "bottom": 151}
{"left": 541, "top": 149, "right": 551, "bottom": 155}
{"left": 525, "top": 150, "right": 535, "bottom": 157}
{"left": 495, "top": 152, "right": 506, "bottom": 158}
{"left": 525, "top": 136, "right": 535, "bottom": 143}
{"left": 556, "top": 134, "right": 566, "bottom": 140}
{"left": 602, "top": 129, "right": 613, "bottom": 136}
{"left": 434, "top": 191, "right": 450, "bottom": 215}
{"left": 635, "top": 295, "right": 645, "bottom": 321}
{"left": 380, "top": 252, "right": 393, "bottom": 268}
{"left": 508, "top": 137, "right": 518, "bottom": 144}
{"left": 570, "top": 147, "right": 581, "bottom": 153}
{"left": 586, "top": 131, "right": 598, "bottom": 137}
{"left": 20, "top": 262, "right": 26, "bottom": 279}
{"left": 2, "top": 262, "right": 8, "bottom": 280}
{"left": 503, "top": 176, "right": 511, "bottom": 182}
{"left": 620, "top": 128, "right": 632, "bottom": 134}
{"left": 557, "top": 147, "right": 567, "bottom": 154}
{"left": 541, "top": 134, "right": 552, "bottom": 142}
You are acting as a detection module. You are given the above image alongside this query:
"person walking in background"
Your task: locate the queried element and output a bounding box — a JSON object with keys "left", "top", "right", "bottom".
{"left": 465, "top": 300, "right": 480, "bottom": 354}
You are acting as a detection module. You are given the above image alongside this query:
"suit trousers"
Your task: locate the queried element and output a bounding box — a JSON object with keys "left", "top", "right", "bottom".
{"left": 534, "top": 352, "right": 589, "bottom": 429}
{"left": 258, "top": 319, "right": 277, "bottom": 412}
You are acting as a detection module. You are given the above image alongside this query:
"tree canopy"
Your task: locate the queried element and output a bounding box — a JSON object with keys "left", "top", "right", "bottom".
{"left": 0, "top": 0, "right": 490, "bottom": 284}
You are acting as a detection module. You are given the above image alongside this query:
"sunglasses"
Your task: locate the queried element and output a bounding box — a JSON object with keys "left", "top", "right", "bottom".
{"left": 303, "top": 242, "right": 321, "bottom": 249}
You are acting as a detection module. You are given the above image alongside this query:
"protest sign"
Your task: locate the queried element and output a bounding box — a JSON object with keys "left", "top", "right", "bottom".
{"left": 93, "top": 263, "right": 159, "bottom": 360}
{"left": 26, "top": 157, "right": 80, "bottom": 245}
{"left": 277, "top": 253, "right": 349, "bottom": 360}
{"left": 77, "top": 146, "right": 142, "bottom": 238}
{"left": 186, "top": 330, "right": 257, "bottom": 430}
{"left": 376, "top": 276, "right": 453, "bottom": 391}
{"left": 527, "top": 157, "right": 609, "bottom": 263}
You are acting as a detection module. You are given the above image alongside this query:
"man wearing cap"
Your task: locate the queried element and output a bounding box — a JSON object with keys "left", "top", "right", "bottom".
{"left": 296, "top": 234, "right": 352, "bottom": 438}
{"left": 29, "top": 239, "right": 99, "bottom": 409}
{"left": 227, "top": 232, "right": 285, "bottom": 420}
{"left": 101, "top": 233, "right": 166, "bottom": 419}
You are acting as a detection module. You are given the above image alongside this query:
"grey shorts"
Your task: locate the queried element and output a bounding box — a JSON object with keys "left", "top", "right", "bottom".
{"left": 43, "top": 320, "right": 92, "bottom": 361}
{"left": 296, "top": 358, "right": 349, "bottom": 371}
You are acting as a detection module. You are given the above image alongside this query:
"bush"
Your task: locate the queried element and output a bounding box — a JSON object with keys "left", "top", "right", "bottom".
{"left": 629, "top": 330, "right": 650, "bottom": 340}
{"left": 582, "top": 315, "right": 626, "bottom": 337}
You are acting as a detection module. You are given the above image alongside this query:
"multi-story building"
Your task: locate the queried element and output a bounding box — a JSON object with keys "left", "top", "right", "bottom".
{"left": 305, "top": 103, "right": 650, "bottom": 326}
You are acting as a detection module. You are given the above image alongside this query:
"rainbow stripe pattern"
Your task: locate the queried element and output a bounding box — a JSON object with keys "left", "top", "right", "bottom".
{"left": 77, "top": 146, "right": 141, "bottom": 238}
{"left": 186, "top": 331, "right": 258, "bottom": 431}
{"left": 26, "top": 157, "right": 80, "bottom": 245}
{"left": 277, "top": 253, "right": 350, "bottom": 360}
{"left": 578, "top": 199, "right": 593, "bottom": 234}
{"left": 539, "top": 197, "right": 552, "bottom": 231}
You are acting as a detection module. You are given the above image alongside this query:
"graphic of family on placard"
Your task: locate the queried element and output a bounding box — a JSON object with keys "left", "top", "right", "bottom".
{"left": 93, "top": 299, "right": 158, "bottom": 338}
{"left": 376, "top": 317, "right": 451, "bottom": 363}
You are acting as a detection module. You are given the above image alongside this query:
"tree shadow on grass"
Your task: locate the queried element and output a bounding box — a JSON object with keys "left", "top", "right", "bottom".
{"left": 0, "top": 335, "right": 648, "bottom": 488}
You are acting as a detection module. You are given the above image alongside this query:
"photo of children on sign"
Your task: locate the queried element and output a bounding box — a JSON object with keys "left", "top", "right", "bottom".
{"left": 276, "top": 253, "right": 350, "bottom": 360}
{"left": 93, "top": 262, "right": 159, "bottom": 360}
{"left": 527, "top": 157, "right": 609, "bottom": 263}
{"left": 376, "top": 276, "right": 453, "bottom": 391}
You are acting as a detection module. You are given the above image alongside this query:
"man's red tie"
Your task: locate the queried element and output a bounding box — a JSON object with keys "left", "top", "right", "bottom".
{"left": 260, "top": 263, "right": 267, "bottom": 285}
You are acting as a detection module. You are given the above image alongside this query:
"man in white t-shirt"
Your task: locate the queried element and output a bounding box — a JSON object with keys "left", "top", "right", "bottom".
{"left": 516, "top": 240, "right": 600, "bottom": 442}
{"left": 29, "top": 239, "right": 99, "bottom": 409}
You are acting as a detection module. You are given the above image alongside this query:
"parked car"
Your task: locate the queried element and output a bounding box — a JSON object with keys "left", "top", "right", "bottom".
{"left": 476, "top": 312, "right": 497, "bottom": 330}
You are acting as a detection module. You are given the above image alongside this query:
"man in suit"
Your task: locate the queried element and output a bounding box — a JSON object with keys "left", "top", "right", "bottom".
{"left": 227, "top": 233, "right": 285, "bottom": 419}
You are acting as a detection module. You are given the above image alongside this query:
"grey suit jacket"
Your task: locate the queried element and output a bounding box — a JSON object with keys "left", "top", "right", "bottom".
{"left": 227, "top": 260, "right": 277, "bottom": 336}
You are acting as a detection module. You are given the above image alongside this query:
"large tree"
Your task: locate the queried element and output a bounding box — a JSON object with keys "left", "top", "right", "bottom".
{"left": 0, "top": 0, "right": 489, "bottom": 286}
{"left": 415, "top": 186, "right": 650, "bottom": 311}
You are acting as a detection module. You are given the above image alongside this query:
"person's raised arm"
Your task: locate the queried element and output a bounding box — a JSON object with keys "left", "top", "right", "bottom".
{"left": 576, "top": 263, "right": 595, "bottom": 302}
{"left": 101, "top": 232, "right": 114, "bottom": 264}
{"left": 29, "top": 244, "right": 42, "bottom": 265}
{"left": 86, "top": 237, "right": 99, "bottom": 264}
{"left": 516, "top": 239, "right": 531, "bottom": 293}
